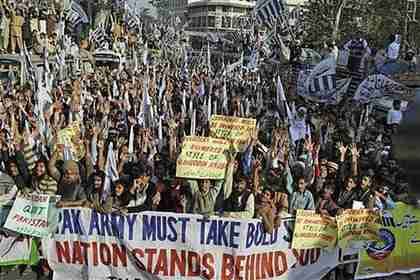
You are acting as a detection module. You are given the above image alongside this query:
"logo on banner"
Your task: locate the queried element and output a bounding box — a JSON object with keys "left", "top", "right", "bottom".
{"left": 366, "top": 229, "right": 396, "bottom": 261}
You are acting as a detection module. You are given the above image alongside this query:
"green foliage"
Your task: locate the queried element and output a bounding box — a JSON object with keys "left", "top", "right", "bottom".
{"left": 302, "top": 0, "right": 411, "bottom": 49}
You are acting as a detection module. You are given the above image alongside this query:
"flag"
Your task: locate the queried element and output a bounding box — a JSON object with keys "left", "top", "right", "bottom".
{"left": 226, "top": 53, "right": 244, "bottom": 74}
{"left": 198, "top": 79, "right": 205, "bottom": 97}
{"left": 247, "top": 49, "right": 259, "bottom": 71}
{"left": 207, "top": 94, "right": 212, "bottom": 121}
{"left": 298, "top": 58, "right": 350, "bottom": 104}
{"left": 182, "top": 90, "right": 187, "bottom": 119}
{"left": 255, "top": 0, "right": 287, "bottom": 28}
{"left": 353, "top": 74, "right": 405, "bottom": 104}
{"left": 43, "top": 44, "right": 50, "bottom": 75}
{"left": 143, "top": 43, "right": 148, "bottom": 65}
{"left": 158, "top": 75, "right": 166, "bottom": 103}
{"left": 67, "top": 1, "right": 89, "bottom": 30}
{"left": 276, "top": 76, "right": 286, "bottom": 109}
{"left": 21, "top": 44, "right": 36, "bottom": 89}
{"left": 105, "top": 143, "right": 119, "bottom": 182}
{"left": 142, "top": 70, "right": 153, "bottom": 128}
{"left": 104, "top": 142, "right": 119, "bottom": 199}
{"left": 91, "top": 135, "right": 98, "bottom": 166}
{"left": 190, "top": 109, "right": 196, "bottom": 136}
{"left": 128, "top": 125, "right": 134, "bottom": 155}
{"left": 125, "top": 10, "right": 140, "bottom": 31}
{"left": 90, "top": 26, "right": 108, "bottom": 50}
{"left": 229, "top": 30, "right": 243, "bottom": 44}
{"left": 207, "top": 42, "right": 212, "bottom": 74}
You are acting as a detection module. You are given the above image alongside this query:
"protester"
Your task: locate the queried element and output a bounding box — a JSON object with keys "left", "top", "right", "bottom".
{"left": 0, "top": 2, "right": 415, "bottom": 280}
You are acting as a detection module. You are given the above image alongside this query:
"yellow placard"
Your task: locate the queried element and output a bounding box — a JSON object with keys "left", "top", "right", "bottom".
{"left": 337, "top": 209, "right": 381, "bottom": 249}
{"left": 209, "top": 115, "right": 256, "bottom": 151}
{"left": 292, "top": 210, "right": 338, "bottom": 249}
{"left": 55, "top": 122, "right": 85, "bottom": 161}
{"left": 176, "top": 136, "right": 230, "bottom": 180}
{"left": 356, "top": 203, "right": 420, "bottom": 278}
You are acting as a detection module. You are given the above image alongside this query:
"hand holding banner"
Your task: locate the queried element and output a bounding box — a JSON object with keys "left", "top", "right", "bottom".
{"left": 176, "top": 136, "right": 230, "bottom": 179}
{"left": 210, "top": 115, "right": 256, "bottom": 151}
{"left": 292, "top": 210, "right": 337, "bottom": 250}
{"left": 337, "top": 209, "right": 381, "bottom": 249}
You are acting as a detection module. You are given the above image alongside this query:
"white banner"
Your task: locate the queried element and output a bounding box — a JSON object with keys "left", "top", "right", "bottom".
{"left": 45, "top": 209, "right": 339, "bottom": 280}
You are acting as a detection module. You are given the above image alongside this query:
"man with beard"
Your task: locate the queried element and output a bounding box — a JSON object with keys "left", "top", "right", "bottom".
{"left": 48, "top": 150, "right": 86, "bottom": 208}
{"left": 223, "top": 174, "right": 255, "bottom": 219}
{"left": 85, "top": 171, "right": 113, "bottom": 214}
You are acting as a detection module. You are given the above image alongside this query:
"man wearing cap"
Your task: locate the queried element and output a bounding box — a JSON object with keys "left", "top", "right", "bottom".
{"left": 48, "top": 149, "right": 87, "bottom": 208}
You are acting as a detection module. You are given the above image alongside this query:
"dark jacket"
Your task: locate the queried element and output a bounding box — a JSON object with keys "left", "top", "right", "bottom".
{"left": 127, "top": 182, "right": 159, "bottom": 213}
{"left": 223, "top": 190, "right": 252, "bottom": 212}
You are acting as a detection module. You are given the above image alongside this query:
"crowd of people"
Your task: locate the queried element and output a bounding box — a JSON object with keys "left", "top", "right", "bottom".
{"left": 0, "top": 1, "right": 416, "bottom": 280}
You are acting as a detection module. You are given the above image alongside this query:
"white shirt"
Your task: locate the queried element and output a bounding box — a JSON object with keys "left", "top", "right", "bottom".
{"left": 387, "top": 109, "right": 402, "bottom": 125}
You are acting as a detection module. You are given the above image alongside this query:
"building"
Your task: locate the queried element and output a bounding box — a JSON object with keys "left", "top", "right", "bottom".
{"left": 187, "top": 0, "right": 255, "bottom": 33}
{"left": 286, "top": 0, "right": 306, "bottom": 9}
{"left": 168, "top": 0, "right": 189, "bottom": 20}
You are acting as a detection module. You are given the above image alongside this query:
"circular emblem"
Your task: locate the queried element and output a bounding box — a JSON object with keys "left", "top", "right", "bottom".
{"left": 366, "top": 228, "right": 395, "bottom": 261}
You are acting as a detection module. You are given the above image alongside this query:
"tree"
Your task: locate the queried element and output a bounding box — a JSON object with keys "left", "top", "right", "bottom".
{"left": 301, "top": 0, "right": 409, "bottom": 49}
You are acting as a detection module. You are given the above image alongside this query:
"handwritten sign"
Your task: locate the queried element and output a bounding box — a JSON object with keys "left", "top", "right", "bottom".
{"left": 176, "top": 136, "right": 230, "bottom": 179}
{"left": 337, "top": 209, "right": 381, "bottom": 249}
{"left": 292, "top": 210, "right": 337, "bottom": 249}
{"left": 4, "top": 194, "right": 61, "bottom": 238}
{"left": 210, "top": 115, "right": 256, "bottom": 151}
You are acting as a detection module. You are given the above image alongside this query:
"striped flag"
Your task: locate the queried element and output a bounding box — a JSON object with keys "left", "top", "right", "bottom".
{"left": 125, "top": 11, "right": 140, "bottom": 31}
{"left": 298, "top": 58, "right": 351, "bottom": 104}
{"left": 229, "top": 30, "right": 243, "bottom": 45}
{"left": 90, "top": 26, "right": 108, "bottom": 50}
{"left": 21, "top": 44, "right": 36, "bottom": 89}
{"left": 66, "top": 1, "right": 89, "bottom": 30}
{"left": 255, "top": 0, "right": 287, "bottom": 28}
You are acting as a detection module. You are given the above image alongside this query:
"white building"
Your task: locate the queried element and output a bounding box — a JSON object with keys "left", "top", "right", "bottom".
{"left": 187, "top": 0, "right": 255, "bottom": 32}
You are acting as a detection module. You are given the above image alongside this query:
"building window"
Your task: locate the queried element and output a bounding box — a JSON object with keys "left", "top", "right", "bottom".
{"left": 201, "top": 16, "right": 207, "bottom": 26}
{"left": 233, "top": 7, "right": 242, "bottom": 13}
{"left": 208, "top": 16, "right": 215, "bottom": 27}
{"left": 208, "top": 6, "right": 216, "bottom": 12}
{"left": 232, "top": 17, "right": 240, "bottom": 28}
{"left": 223, "top": 6, "right": 232, "bottom": 13}
{"left": 222, "top": 16, "right": 231, "bottom": 28}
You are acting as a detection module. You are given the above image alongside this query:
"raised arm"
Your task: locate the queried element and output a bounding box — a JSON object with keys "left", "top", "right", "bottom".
{"left": 48, "top": 149, "right": 62, "bottom": 182}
